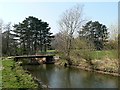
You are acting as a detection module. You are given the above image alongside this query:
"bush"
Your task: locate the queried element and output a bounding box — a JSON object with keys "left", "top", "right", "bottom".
{"left": 104, "top": 40, "right": 118, "bottom": 50}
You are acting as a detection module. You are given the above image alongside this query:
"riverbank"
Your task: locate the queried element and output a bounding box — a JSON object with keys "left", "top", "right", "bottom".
{"left": 2, "top": 58, "right": 38, "bottom": 88}
{"left": 55, "top": 57, "right": 120, "bottom": 77}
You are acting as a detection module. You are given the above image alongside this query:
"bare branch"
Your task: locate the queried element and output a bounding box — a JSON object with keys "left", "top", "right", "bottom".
{"left": 58, "top": 4, "right": 86, "bottom": 64}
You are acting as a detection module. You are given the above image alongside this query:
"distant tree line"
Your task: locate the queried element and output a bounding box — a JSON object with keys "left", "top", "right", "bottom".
{"left": 1, "top": 16, "right": 54, "bottom": 56}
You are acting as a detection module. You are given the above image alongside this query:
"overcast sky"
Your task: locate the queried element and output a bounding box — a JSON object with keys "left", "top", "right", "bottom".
{"left": 0, "top": 2, "right": 118, "bottom": 35}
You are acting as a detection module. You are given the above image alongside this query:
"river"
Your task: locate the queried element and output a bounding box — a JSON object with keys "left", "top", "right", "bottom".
{"left": 23, "top": 64, "right": 120, "bottom": 88}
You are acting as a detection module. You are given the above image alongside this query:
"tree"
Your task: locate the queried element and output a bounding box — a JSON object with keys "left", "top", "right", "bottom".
{"left": 79, "top": 21, "right": 108, "bottom": 50}
{"left": 13, "top": 16, "right": 53, "bottom": 55}
{"left": 2, "top": 22, "right": 14, "bottom": 56}
{"left": 118, "top": 34, "right": 120, "bottom": 74}
{"left": 58, "top": 5, "right": 85, "bottom": 65}
{"left": 0, "top": 19, "right": 3, "bottom": 57}
{"left": 52, "top": 32, "right": 69, "bottom": 55}
{"left": 0, "top": 19, "right": 3, "bottom": 31}
{"left": 2, "top": 22, "right": 19, "bottom": 56}
{"left": 109, "top": 23, "right": 118, "bottom": 40}
{"left": 104, "top": 40, "right": 118, "bottom": 50}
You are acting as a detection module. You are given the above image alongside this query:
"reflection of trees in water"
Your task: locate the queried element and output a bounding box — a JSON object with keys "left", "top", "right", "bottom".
{"left": 38, "top": 64, "right": 54, "bottom": 85}
{"left": 63, "top": 67, "right": 82, "bottom": 88}
{"left": 81, "top": 72, "right": 118, "bottom": 88}
{"left": 24, "top": 65, "right": 53, "bottom": 85}
{"left": 63, "top": 67, "right": 71, "bottom": 88}
{"left": 118, "top": 77, "right": 120, "bottom": 88}
{"left": 94, "top": 74, "right": 118, "bottom": 88}
{"left": 80, "top": 71, "right": 95, "bottom": 88}
{"left": 51, "top": 67, "right": 80, "bottom": 88}
{"left": 48, "top": 65, "right": 69, "bottom": 88}
{"left": 24, "top": 65, "right": 119, "bottom": 88}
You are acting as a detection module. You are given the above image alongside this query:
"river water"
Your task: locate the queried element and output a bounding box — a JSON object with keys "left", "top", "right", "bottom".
{"left": 23, "top": 64, "right": 120, "bottom": 88}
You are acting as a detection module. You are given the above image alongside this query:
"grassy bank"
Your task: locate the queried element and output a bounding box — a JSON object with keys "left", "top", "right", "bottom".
{"left": 0, "top": 70, "right": 2, "bottom": 89}
{"left": 55, "top": 50, "right": 119, "bottom": 76}
{"left": 2, "top": 58, "right": 38, "bottom": 89}
{"left": 91, "top": 50, "right": 118, "bottom": 60}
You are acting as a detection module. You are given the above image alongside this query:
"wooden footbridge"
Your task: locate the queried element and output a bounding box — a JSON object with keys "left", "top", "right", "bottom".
{"left": 14, "top": 54, "right": 55, "bottom": 64}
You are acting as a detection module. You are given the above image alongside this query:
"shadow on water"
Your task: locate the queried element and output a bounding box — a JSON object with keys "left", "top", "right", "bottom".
{"left": 23, "top": 64, "right": 120, "bottom": 88}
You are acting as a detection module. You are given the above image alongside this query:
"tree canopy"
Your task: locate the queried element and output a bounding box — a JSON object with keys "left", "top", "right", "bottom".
{"left": 2, "top": 16, "right": 54, "bottom": 56}
{"left": 79, "top": 21, "right": 109, "bottom": 50}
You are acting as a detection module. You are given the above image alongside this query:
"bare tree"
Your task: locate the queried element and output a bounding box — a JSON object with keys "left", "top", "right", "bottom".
{"left": 2, "top": 22, "right": 12, "bottom": 56}
{"left": 52, "top": 32, "right": 69, "bottom": 55}
{"left": 58, "top": 5, "right": 85, "bottom": 65}
{"left": 0, "top": 20, "right": 3, "bottom": 31}
{"left": 109, "top": 23, "right": 118, "bottom": 40}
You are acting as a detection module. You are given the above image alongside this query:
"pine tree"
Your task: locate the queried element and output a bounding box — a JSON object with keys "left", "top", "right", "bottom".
{"left": 79, "top": 21, "right": 108, "bottom": 50}
{"left": 13, "top": 16, "right": 54, "bottom": 55}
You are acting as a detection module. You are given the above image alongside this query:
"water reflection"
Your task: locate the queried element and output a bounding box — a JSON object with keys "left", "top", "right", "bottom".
{"left": 23, "top": 64, "right": 119, "bottom": 88}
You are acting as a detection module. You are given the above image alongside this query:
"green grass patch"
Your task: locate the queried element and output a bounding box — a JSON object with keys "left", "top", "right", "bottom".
{"left": 37, "top": 50, "right": 56, "bottom": 55}
{"left": 71, "top": 49, "right": 118, "bottom": 60}
{"left": 0, "top": 59, "right": 2, "bottom": 89}
{"left": 47, "top": 50, "right": 56, "bottom": 53}
{"left": 2, "top": 59, "right": 38, "bottom": 88}
{"left": 0, "top": 70, "right": 2, "bottom": 89}
{"left": 90, "top": 50, "right": 118, "bottom": 60}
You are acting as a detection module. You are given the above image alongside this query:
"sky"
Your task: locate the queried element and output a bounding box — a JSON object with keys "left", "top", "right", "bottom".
{"left": 0, "top": 2, "right": 118, "bottom": 35}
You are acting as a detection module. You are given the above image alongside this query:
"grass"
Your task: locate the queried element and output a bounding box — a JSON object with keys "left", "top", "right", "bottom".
{"left": 46, "top": 50, "right": 56, "bottom": 53}
{"left": 41, "top": 49, "right": 119, "bottom": 76}
{"left": 71, "top": 49, "right": 118, "bottom": 61}
{"left": 0, "top": 70, "right": 2, "bottom": 89}
{"left": 0, "top": 59, "right": 2, "bottom": 90}
{"left": 67, "top": 49, "right": 119, "bottom": 74}
{"left": 37, "top": 50, "right": 56, "bottom": 55}
{"left": 90, "top": 50, "right": 118, "bottom": 60}
{"left": 2, "top": 59, "right": 38, "bottom": 88}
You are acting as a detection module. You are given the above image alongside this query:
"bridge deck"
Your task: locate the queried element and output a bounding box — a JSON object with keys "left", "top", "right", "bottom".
{"left": 14, "top": 54, "right": 55, "bottom": 64}
{"left": 14, "top": 55, "right": 54, "bottom": 61}
{"left": 14, "top": 55, "right": 53, "bottom": 58}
